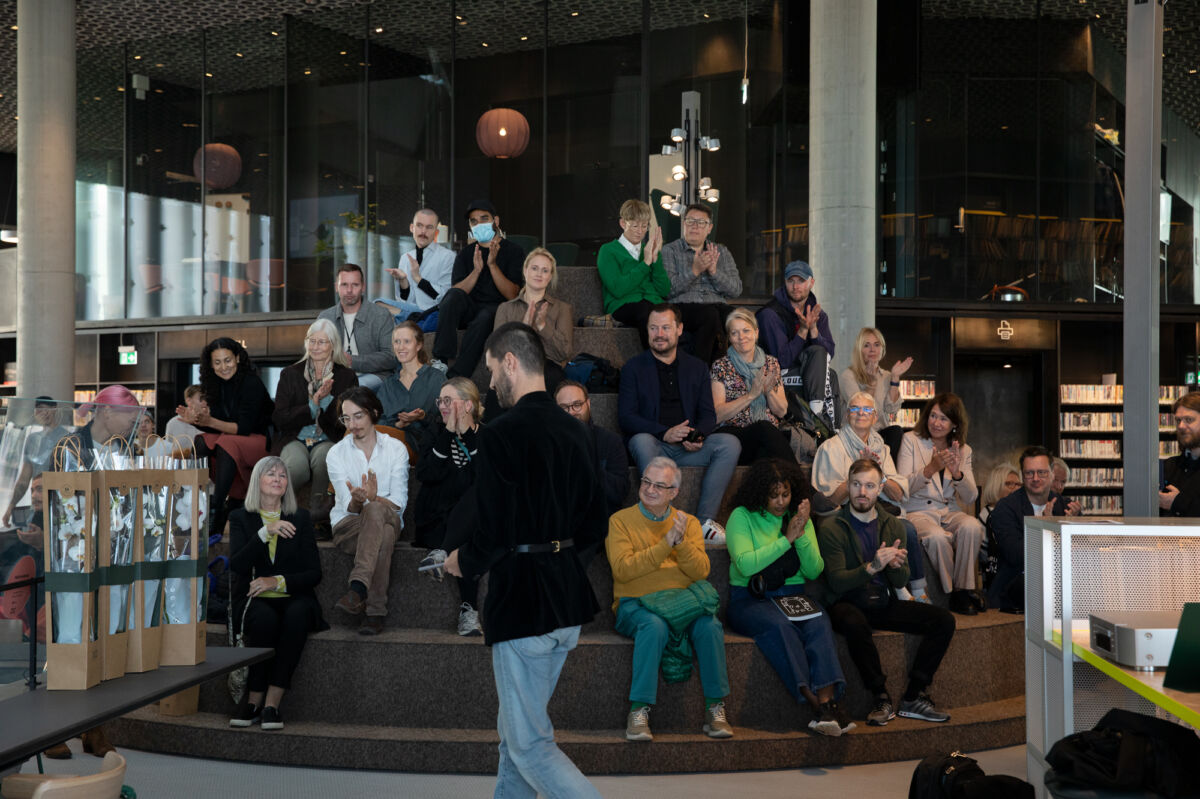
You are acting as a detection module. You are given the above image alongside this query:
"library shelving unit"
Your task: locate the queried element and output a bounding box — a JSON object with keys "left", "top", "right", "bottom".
{"left": 896, "top": 378, "right": 937, "bottom": 429}
{"left": 1057, "top": 384, "right": 1187, "bottom": 515}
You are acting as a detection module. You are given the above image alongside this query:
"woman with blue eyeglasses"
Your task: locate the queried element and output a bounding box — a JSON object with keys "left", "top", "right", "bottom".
{"left": 812, "top": 391, "right": 930, "bottom": 602}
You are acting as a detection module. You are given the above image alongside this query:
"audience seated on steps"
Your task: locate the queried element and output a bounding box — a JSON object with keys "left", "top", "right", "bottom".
{"left": 607, "top": 457, "right": 734, "bottom": 743}
{"left": 897, "top": 393, "right": 986, "bottom": 616}
{"left": 229, "top": 456, "right": 328, "bottom": 732}
{"left": 661, "top": 202, "right": 741, "bottom": 362}
{"left": 433, "top": 199, "right": 525, "bottom": 380}
{"left": 182, "top": 339, "right": 274, "bottom": 539}
{"left": 317, "top": 263, "right": 399, "bottom": 392}
{"left": 377, "top": 321, "right": 445, "bottom": 455}
{"left": 817, "top": 456, "right": 956, "bottom": 728}
{"left": 811, "top": 391, "right": 928, "bottom": 603}
{"left": 484, "top": 247, "right": 573, "bottom": 419}
{"left": 273, "top": 318, "right": 357, "bottom": 533}
{"left": 414, "top": 377, "right": 484, "bottom": 637}
{"left": 618, "top": 304, "right": 741, "bottom": 545}
{"left": 327, "top": 387, "right": 410, "bottom": 636}
{"left": 597, "top": 199, "right": 669, "bottom": 350}
{"left": 756, "top": 259, "right": 839, "bottom": 431}
{"left": 724, "top": 458, "right": 853, "bottom": 737}
{"left": 986, "top": 445, "right": 1079, "bottom": 613}
{"left": 711, "top": 308, "right": 796, "bottom": 465}
{"left": 839, "top": 327, "right": 913, "bottom": 459}
{"left": 554, "top": 379, "right": 629, "bottom": 521}
{"left": 374, "top": 208, "right": 454, "bottom": 332}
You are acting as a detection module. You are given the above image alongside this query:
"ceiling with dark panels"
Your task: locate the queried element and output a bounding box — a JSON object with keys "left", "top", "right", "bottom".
{"left": 0, "top": 0, "right": 1197, "bottom": 156}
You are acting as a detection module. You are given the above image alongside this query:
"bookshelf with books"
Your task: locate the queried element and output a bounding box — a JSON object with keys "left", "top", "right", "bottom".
{"left": 896, "top": 378, "right": 937, "bottom": 429}
{"left": 1057, "top": 384, "right": 1188, "bottom": 515}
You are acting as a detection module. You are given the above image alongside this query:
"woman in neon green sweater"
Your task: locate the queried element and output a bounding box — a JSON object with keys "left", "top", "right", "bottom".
{"left": 726, "top": 458, "right": 852, "bottom": 737}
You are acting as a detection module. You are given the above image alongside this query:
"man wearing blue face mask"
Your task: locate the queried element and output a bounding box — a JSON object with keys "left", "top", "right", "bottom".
{"left": 433, "top": 199, "right": 526, "bottom": 379}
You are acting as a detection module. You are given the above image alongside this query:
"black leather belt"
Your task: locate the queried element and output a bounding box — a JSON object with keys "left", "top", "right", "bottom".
{"left": 514, "top": 538, "right": 575, "bottom": 554}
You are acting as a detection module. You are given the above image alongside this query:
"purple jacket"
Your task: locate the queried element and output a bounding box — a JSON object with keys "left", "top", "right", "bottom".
{"left": 756, "top": 286, "right": 835, "bottom": 369}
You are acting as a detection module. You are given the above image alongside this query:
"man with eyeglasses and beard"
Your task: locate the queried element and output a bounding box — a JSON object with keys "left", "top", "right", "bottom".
{"left": 1160, "top": 392, "right": 1200, "bottom": 518}
{"left": 986, "top": 445, "right": 1079, "bottom": 613}
{"left": 325, "top": 386, "right": 410, "bottom": 636}
{"left": 554, "top": 379, "right": 629, "bottom": 518}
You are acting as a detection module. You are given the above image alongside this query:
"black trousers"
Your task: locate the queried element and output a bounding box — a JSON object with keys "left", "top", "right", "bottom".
{"left": 434, "top": 288, "right": 499, "bottom": 379}
{"left": 611, "top": 300, "right": 656, "bottom": 349}
{"left": 244, "top": 596, "right": 318, "bottom": 692}
{"left": 827, "top": 596, "right": 956, "bottom": 697}
{"left": 720, "top": 420, "right": 795, "bottom": 465}
{"left": 675, "top": 303, "right": 725, "bottom": 363}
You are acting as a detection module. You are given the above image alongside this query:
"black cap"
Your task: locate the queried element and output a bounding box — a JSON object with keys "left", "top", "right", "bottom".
{"left": 465, "top": 199, "right": 497, "bottom": 220}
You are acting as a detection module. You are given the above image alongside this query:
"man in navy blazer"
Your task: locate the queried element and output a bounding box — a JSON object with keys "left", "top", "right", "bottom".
{"left": 617, "top": 304, "right": 740, "bottom": 539}
{"left": 987, "top": 445, "right": 1080, "bottom": 611}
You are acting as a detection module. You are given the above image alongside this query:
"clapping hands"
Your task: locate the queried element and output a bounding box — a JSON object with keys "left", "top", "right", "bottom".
{"left": 665, "top": 511, "right": 687, "bottom": 546}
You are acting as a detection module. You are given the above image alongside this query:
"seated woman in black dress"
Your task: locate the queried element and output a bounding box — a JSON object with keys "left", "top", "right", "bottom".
{"left": 414, "top": 377, "right": 484, "bottom": 637}
{"left": 228, "top": 456, "right": 326, "bottom": 731}
{"left": 175, "top": 338, "right": 274, "bottom": 537}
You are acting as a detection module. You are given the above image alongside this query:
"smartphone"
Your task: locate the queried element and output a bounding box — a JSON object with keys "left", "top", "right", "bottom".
{"left": 684, "top": 429, "right": 705, "bottom": 444}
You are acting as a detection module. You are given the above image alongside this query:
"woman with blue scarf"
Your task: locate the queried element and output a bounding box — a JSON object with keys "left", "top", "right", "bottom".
{"left": 710, "top": 308, "right": 795, "bottom": 464}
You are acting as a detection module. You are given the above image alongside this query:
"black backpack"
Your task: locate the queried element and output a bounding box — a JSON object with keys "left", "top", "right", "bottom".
{"left": 910, "top": 752, "right": 1035, "bottom": 799}
{"left": 564, "top": 352, "right": 621, "bottom": 394}
{"left": 1046, "top": 708, "right": 1200, "bottom": 797}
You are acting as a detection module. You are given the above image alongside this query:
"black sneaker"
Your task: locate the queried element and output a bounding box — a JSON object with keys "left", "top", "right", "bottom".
{"left": 866, "top": 694, "right": 895, "bottom": 726}
{"left": 261, "top": 706, "right": 284, "bottom": 730}
{"left": 229, "top": 702, "right": 261, "bottom": 728}
{"left": 897, "top": 693, "right": 950, "bottom": 723}
{"left": 824, "top": 700, "right": 857, "bottom": 734}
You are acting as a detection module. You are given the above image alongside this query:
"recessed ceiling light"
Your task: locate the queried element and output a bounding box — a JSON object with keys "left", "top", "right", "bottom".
{"left": 455, "top": 15, "right": 463, "bottom": 20}
{"left": 9, "top": 26, "right": 15, "bottom": 31}
{"left": 154, "top": 88, "right": 163, "bottom": 93}
{"left": 93, "top": 96, "right": 100, "bottom": 101}
{"left": 571, "top": 10, "right": 579, "bottom": 16}
{"left": 703, "top": 12, "right": 710, "bottom": 18}
{"left": 133, "top": 55, "right": 142, "bottom": 60}
{"left": 1000, "top": 125, "right": 1008, "bottom": 130}
{"left": 1003, "top": 363, "right": 1012, "bottom": 369}
{"left": 303, "top": 68, "right": 312, "bottom": 75}
{"left": 481, "top": 42, "right": 489, "bottom": 47}
{"left": 235, "top": 52, "right": 243, "bottom": 57}
{"left": 154, "top": 62, "right": 164, "bottom": 67}
{"left": 1190, "top": 69, "right": 1198, "bottom": 74}
{"left": 375, "top": 26, "right": 383, "bottom": 33}
{"left": 270, "top": 31, "right": 279, "bottom": 37}
{"left": 340, "top": 50, "right": 347, "bottom": 55}
{"left": 154, "top": 148, "right": 162, "bottom": 153}
{"left": 258, "top": 153, "right": 269, "bottom": 157}
{"left": 205, "top": 72, "right": 212, "bottom": 77}
{"left": 520, "top": 35, "right": 528, "bottom": 41}
{"left": 458, "top": 20, "right": 467, "bottom": 25}
{"left": 117, "top": 86, "right": 125, "bottom": 92}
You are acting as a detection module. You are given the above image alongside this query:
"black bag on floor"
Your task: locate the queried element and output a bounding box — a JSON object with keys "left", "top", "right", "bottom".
{"left": 1045, "top": 708, "right": 1200, "bottom": 798}
{"left": 910, "top": 752, "right": 1035, "bottom": 799}
{"left": 564, "top": 352, "right": 620, "bottom": 393}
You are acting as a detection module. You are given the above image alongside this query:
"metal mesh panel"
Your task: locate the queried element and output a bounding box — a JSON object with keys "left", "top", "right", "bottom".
{"left": 1074, "top": 660, "right": 1157, "bottom": 731}
{"left": 1026, "top": 641, "right": 1046, "bottom": 753}
{"left": 1070, "top": 536, "right": 1200, "bottom": 617}
{"left": 1050, "top": 531, "right": 1063, "bottom": 627}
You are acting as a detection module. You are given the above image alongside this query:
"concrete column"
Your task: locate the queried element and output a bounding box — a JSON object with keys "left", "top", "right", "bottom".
{"left": 809, "top": 0, "right": 876, "bottom": 370}
{"left": 17, "top": 0, "right": 75, "bottom": 400}
{"left": 1121, "top": 0, "right": 1163, "bottom": 518}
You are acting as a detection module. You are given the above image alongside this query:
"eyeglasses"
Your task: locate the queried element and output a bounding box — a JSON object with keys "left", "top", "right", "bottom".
{"left": 338, "top": 411, "right": 371, "bottom": 425}
{"left": 1022, "top": 469, "right": 1051, "bottom": 479}
{"left": 558, "top": 401, "right": 587, "bottom": 413}
{"left": 640, "top": 477, "right": 676, "bottom": 492}
{"left": 1003, "top": 480, "right": 1022, "bottom": 489}
{"left": 435, "top": 396, "right": 459, "bottom": 407}
{"left": 682, "top": 218, "right": 712, "bottom": 228}
{"left": 307, "top": 337, "right": 332, "bottom": 347}
{"left": 623, "top": 221, "right": 649, "bottom": 230}
{"left": 848, "top": 406, "right": 876, "bottom": 415}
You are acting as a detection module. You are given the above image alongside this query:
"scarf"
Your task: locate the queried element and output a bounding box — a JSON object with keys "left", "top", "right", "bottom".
{"left": 837, "top": 423, "right": 888, "bottom": 464}
{"left": 305, "top": 358, "right": 333, "bottom": 398}
{"left": 726, "top": 345, "right": 770, "bottom": 424}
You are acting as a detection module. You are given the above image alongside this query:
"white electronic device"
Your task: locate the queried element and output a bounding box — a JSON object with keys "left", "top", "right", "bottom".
{"left": 1088, "top": 611, "right": 1181, "bottom": 672}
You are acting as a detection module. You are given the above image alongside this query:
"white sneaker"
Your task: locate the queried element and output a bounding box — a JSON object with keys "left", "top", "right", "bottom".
{"left": 808, "top": 400, "right": 824, "bottom": 415}
{"left": 701, "top": 519, "right": 726, "bottom": 548}
{"left": 457, "top": 602, "right": 483, "bottom": 637}
{"left": 896, "top": 586, "right": 915, "bottom": 602}
{"left": 429, "top": 359, "right": 449, "bottom": 374}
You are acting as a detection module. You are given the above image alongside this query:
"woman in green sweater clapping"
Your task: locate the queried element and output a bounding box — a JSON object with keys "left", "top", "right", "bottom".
{"left": 726, "top": 458, "right": 852, "bottom": 737}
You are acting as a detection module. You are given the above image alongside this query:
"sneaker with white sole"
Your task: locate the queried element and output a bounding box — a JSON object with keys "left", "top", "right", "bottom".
{"left": 229, "top": 702, "right": 261, "bottom": 728}
{"left": 457, "top": 602, "right": 483, "bottom": 637}
{"left": 866, "top": 694, "right": 895, "bottom": 726}
{"left": 823, "top": 700, "right": 857, "bottom": 734}
{"left": 703, "top": 701, "right": 734, "bottom": 738}
{"left": 429, "top": 359, "right": 449, "bottom": 374}
{"left": 807, "top": 704, "right": 842, "bottom": 737}
{"left": 626, "top": 706, "right": 652, "bottom": 741}
{"left": 701, "top": 519, "right": 726, "bottom": 549}
{"left": 260, "top": 706, "right": 284, "bottom": 731}
{"left": 419, "top": 549, "right": 447, "bottom": 582}
{"left": 898, "top": 693, "right": 950, "bottom": 723}
{"left": 896, "top": 586, "right": 915, "bottom": 601}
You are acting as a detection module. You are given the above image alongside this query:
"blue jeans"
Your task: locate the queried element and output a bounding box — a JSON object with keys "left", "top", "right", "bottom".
{"left": 356, "top": 372, "right": 383, "bottom": 392}
{"left": 614, "top": 598, "right": 730, "bottom": 705}
{"left": 374, "top": 296, "right": 423, "bottom": 321}
{"left": 492, "top": 626, "right": 601, "bottom": 799}
{"left": 726, "top": 584, "right": 844, "bottom": 705}
{"left": 627, "top": 432, "right": 741, "bottom": 522}
{"left": 901, "top": 518, "right": 925, "bottom": 582}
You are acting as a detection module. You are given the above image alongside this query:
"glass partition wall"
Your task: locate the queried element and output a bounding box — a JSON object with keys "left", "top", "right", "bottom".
{"left": 59, "top": 0, "right": 1200, "bottom": 323}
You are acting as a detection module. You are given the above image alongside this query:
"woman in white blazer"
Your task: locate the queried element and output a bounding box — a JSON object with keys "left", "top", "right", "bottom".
{"left": 897, "top": 393, "right": 985, "bottom": 616}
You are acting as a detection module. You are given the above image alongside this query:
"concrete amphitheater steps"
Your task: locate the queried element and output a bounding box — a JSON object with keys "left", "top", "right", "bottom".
{"left": 110, "top": 695, "right": 1025, "bottom": 775}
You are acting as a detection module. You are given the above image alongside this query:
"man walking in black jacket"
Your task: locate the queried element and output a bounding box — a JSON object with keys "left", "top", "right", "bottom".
{"left": 445, "top": 322, "right": 604, "bottom": 798}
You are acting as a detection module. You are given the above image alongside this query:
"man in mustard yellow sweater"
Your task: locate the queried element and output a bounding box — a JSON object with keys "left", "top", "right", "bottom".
{"left": 606, "top": 456, "right": 733, "bottom": 742}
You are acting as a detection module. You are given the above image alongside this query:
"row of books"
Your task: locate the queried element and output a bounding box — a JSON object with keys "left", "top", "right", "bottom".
{"left": 1059, "top": 385, "right": 1189, "bottom": 404}
{"left": 73, "top": 388, "right": 157, "bottom": 406}
{"left": 1066, "top": 467, "right": 1124, "bottom": 488}
{"left": 1060, "top": 439, "right": 1121, "bottom": 458}
{"left": 899, "top": 380, "right": 937, "bottom": 400}
{"left": 1078, "top": 495, "right": 1123, "bottom": 515}
{"left": 1059, "top": 412, "right": 1174, "bottom": 432}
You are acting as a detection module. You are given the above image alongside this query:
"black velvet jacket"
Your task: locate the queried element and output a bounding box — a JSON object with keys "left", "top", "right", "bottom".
{"left": 457, "top": 391, "right": 606, "bottom": 645}
{"left": 228, "top": 507, "right": 327, "bottom": 633}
